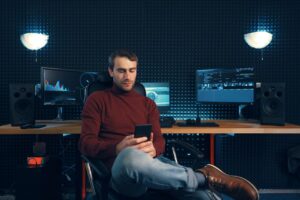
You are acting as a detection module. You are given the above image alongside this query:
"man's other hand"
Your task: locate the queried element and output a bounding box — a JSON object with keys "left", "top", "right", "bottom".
{"left": 134, "top": 132, "right": 156, "bottom": 157}
{"left": 116, "top": 135, "right": 147, "bottom": 155}
{"left": 116, "top": 133, "right": 157, "bottom": 157}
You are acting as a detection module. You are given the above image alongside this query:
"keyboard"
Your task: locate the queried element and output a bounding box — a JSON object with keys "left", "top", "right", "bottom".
{"left": 176, "top": 122, "right": 219, "bottom": 127}
{"left": 160, "top": 116, "right": 175, "bottom": 128}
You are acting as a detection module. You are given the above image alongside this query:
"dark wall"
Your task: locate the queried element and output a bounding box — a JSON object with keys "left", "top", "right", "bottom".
{"left": 0, "top": 0, "right": 300, "bottom": 190}
{"left": 1, "top": 0, "right": 299, "bottom": 124}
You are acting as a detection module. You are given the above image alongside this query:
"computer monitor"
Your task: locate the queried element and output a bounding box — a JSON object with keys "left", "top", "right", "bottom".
{"left": 41, "top": 67, "right": 84, "bottom": 121}
{"left": 41, "top": 67, "right": 84, "bottom": 106}
{"left": 142, "top": 82, "right": 170, "bottom": 113}
{"left": 196, "top": 67, "right": 254, "bottom": 103}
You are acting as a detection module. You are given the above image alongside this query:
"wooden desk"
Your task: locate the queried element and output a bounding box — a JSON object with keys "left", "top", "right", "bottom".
{"left": 163, "top": 120, "right": 300, "bottom": 164}
{"left": 0, "top": 120, "right": 82, "bottom": 135}
{"left": 1, "top": 119, "right": 300, "bottom": 135}
{"left": 162, "top": 120, "right": 300, "bottom": 134}
{"left": 1, "top": 119, "right": 300, "bottom": 164}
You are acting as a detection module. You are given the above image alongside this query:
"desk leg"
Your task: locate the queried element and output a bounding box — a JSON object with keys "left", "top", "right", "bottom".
{"left": 210, "top": 134, "right": 215, "bottom": 165}
{"left": 75, "top": 140, "right": 82, "bottom": 200}
{"left": 81, "top": 161, "right": 86, "bottom": 200}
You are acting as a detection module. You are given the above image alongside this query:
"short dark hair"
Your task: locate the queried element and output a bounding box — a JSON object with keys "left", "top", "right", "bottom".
{"left": 108, "top": 49, "right": 138, "bottom": 69}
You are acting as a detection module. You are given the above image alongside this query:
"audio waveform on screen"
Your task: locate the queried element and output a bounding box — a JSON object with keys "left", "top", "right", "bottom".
{"left": 44, "top": 80, "right": 69, "bottom": 92}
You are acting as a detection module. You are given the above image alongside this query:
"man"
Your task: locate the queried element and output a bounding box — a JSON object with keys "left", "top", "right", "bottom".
{"left": 79, "top": 49, "right": 259, "bottom": 200}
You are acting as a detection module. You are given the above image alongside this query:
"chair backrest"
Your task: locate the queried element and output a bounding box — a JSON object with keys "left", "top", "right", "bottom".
{"left": 87, "top": 71, "right": 146, "bottom": 97}
{"left": 82, "top": 74, "right": 169, "bottom": 200}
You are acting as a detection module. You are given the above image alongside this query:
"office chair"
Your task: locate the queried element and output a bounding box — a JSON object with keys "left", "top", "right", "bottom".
{"left": 81, "top": 72, "right": 219, "bottom": 200}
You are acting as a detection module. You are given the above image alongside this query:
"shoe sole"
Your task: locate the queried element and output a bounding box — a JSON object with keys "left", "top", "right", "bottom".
{"left": 206, "top": 164, "right": 260, "bottom": 200}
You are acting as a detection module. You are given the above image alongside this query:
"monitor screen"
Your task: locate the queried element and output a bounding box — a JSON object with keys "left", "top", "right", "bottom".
{"left": 142, "top": 82, "right": 170, "bottom": 113}
{"left": 196, "top": 67, "right": 254, "bottom": 103}
{"left": 41, "top": 67, "right": 84, "bottom": 105}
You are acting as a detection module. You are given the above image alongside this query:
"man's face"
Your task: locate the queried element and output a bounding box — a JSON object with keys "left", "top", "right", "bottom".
{"left": 108, "top": 56, "right": 137, "bottom": 92}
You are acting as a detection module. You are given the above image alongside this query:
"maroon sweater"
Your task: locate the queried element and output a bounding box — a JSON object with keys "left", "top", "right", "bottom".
{"left": 79, "top": 85, "right": 166, "bottom": 169}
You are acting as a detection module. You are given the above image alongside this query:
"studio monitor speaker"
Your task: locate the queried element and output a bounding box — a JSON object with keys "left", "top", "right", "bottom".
{"left": 260, "top": 83, "right": 285, "bottom": 125}
{"left": 9, "top": 83, "right": 35, "bottom": 126}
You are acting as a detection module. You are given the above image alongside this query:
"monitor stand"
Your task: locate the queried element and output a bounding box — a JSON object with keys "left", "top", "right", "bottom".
{"left": 54, "top": 106, "right": 64, "bottom": 121}
{"left": 194, "top": 117, "right": 219, "bottom": 127}
{"left": 196, "top": 104, "right": 219, "bottom": 127}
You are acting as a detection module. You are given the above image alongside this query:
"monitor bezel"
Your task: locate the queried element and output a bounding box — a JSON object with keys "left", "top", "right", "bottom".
{"left": 195, "top": 68, "right": 255, "bottom": 104}
{"left": 142, "top": 82, "right": 170, "bottom": 113}
{"left": 40, "top": 66, "right": 84, "bottom": 106}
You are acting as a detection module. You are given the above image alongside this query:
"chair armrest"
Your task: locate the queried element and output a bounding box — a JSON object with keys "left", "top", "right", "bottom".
{"left": 168, "top": 140, "right": 205, "bottom": 170}
{"left": 81, "top": 155, "right": 110, "bottom": 180}
{"left": 168, "top": 140, "right": 204, "bottom": 159}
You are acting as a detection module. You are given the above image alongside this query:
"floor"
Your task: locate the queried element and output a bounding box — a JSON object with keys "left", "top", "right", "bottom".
{"left": 1, "top": 190, "right": 300, "bottom": 200}
{"left": 222, "top": 190, "right": 300, "bottom": 200}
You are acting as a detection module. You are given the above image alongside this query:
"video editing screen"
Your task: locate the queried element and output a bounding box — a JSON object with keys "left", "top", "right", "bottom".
{"left": 142, "top": 82, "right": 170, "bottom": 113}
{"left": 196, "top": 68, "right": 254, "bottom": 103}
{"left": 41, "top": 67, "right": 83, "bottom": 105}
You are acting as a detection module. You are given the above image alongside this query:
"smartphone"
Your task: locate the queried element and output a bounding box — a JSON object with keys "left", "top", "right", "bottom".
{"left": 134, "top": 124, "right": 152, "bottom": 140}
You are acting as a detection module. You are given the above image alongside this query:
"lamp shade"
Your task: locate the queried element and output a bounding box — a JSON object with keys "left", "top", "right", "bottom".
{"left": 20, "top": 33, "right": 49, "bottom": 50}
{"left": 244, "top": 31, "right": 273, "bottom": 49}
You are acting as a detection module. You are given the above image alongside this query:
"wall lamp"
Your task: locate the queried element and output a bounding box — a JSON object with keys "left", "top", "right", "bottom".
{"left": 244, "top": 31, "right": 273, "bottom": 60}
{"left": 244, "top": 31, "right": 273, "bottom": 49}
{"left": 20, "top": 33, "right": 49, "bottom": 50}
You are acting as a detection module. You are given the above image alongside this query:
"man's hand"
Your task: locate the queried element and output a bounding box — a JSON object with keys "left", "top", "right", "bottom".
{"left": 116, "top": 133, "right": 157, "bottom": 157}
{"left": 116, "top": 135, "right": 148, "bottom": 155}
{"left": 134, "top": 132, "right": 156, "bottom": 158}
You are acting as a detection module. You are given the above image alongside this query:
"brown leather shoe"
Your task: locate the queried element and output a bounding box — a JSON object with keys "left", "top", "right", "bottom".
{"left": 198, "top": 164, "right": 259, "bottom": 200}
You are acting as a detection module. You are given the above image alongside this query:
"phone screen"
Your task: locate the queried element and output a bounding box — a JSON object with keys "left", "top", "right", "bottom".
{"left": 134, "top": 124, "right": 152, "bottom": 140}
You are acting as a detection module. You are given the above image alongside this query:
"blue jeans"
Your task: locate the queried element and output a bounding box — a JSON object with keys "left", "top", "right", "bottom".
{"left": 110, "top": 147, "right": 215, "bottom": 200}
